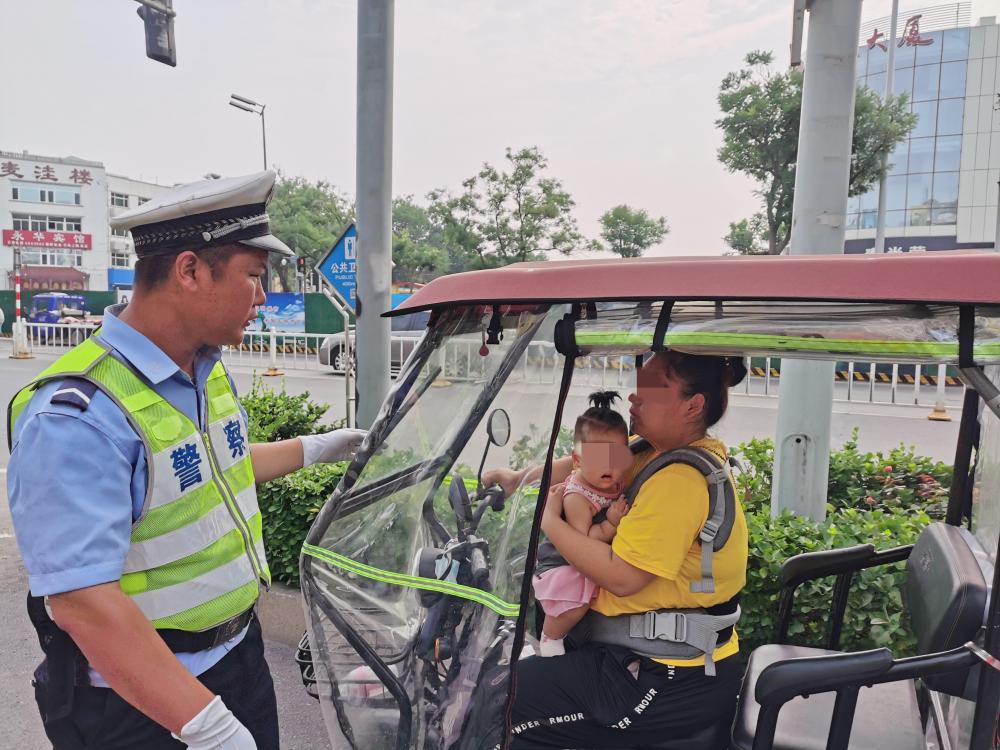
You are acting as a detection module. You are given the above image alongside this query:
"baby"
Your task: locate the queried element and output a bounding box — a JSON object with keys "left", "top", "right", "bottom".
{"left": 532, "top": 391, "right": 632, "bottom": 657}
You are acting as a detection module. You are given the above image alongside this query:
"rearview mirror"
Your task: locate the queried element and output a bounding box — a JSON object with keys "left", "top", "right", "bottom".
{"left": 487, "top": 409, "right": 510, "bottom": 447}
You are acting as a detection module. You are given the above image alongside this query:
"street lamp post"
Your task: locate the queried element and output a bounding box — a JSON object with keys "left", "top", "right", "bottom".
{"left": 229, "top": 93, "right": 267, "bottom": 170}
{"left": 229, "top": 93, "right": 273, "bottom": 291}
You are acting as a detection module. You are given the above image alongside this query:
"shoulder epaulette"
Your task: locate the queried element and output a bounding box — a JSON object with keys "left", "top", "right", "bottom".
{"left": 50, "top": 379, "right": 99, "bottom": 411}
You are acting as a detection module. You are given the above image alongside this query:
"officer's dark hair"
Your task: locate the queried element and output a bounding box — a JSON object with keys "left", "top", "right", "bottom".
{"left": 658, "top": 350, "right": 748, "bottom": 428}
{"left": 133, "top": 245, "right": 236, "bottom": 290}
{"left": 575, "top": 391, "right": 628, "bottom": 442}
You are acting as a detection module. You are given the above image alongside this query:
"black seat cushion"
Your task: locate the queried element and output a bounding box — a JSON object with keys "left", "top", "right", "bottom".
{"left": 730, "top": 645, "right": 924, "bottom": 750}
{"left": 904, "top": 523, "right": 988, "bottom": 698}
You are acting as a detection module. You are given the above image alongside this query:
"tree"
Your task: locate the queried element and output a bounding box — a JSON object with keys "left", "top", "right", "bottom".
{"left": 717, "top": 50, "right": 916, "bottom": 255}
{"left": 427, "top": 147, "right": 587, "bottom": 268}
{"left": 598, "top": 205, "right": 668, "bottom": 258}
{"left": 268, "top": 175, "right": 353, "bottom": 289}
{"left": 392, "top": 196, "right": 450, "bottom": 282}
{"left": 722, "top": 213, "right": 769, "bottom": 256}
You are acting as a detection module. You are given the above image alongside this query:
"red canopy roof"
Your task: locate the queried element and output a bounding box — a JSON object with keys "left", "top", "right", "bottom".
{"left": 390, "top": 251, "right": 1000, "bottom": 314}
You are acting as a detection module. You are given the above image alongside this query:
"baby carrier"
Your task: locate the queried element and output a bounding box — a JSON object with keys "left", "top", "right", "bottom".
{"left": 534, "top": 439, "right": 742, "bottom": 675}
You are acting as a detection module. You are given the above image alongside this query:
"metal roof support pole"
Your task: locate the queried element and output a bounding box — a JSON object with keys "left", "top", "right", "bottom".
{"left": 772, "top": 0, "right": 862, "bottom": 522}
{"left": 873, "top": 0, "right": 899, "bottom": 254}
{"left": 355, "top": 0, "right": 394, "bottom": 428}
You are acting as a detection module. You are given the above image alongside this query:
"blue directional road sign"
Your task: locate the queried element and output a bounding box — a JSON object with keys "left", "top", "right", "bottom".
{"left": 317, "top": 223, "right": 358, "bottom": 312}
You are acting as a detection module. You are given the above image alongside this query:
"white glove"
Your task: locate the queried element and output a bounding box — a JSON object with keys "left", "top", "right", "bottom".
{"left": 173, "top": 696, "right": 257, "bottom": 749}
{"left": 300, "top": 428, "right": 367, "bottom": 467}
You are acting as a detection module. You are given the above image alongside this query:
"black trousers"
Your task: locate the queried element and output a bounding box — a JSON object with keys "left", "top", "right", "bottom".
{"left": 32, "top": 616, "right": 279, "bottom": 750}
{"left": 508, "top": 644, "right": 743, "bottom": 749}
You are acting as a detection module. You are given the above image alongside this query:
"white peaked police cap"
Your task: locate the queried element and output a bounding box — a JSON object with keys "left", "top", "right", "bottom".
{"left": 110, "top": 170, "right": 293, "bottom": 258}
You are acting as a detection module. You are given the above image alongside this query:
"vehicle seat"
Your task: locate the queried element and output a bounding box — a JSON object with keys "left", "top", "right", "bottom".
{"left": 730, "top": 523, "right": 990, "bottom": 750}
{"left": 730, "top": 644, "right": 923, "bottom": 750}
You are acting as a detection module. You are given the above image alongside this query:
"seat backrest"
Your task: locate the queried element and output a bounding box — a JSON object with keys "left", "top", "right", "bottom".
{"left": 905, "top": 522, "right": 991, "bottom": 698}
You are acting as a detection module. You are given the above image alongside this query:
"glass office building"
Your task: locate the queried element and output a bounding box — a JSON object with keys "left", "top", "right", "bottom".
{"left": 844, "top": 4, "right": 1000, "bottom": 252}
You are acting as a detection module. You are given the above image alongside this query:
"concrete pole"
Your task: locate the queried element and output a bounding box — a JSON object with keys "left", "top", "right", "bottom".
{"left": 355, "top": 0, "right": 394, "bottom": 428}
{"left": 771, "top": 0, "right": 862, "bottom": 521}
{"left": 873, "top": 0, "right": 899, "bottom": 253}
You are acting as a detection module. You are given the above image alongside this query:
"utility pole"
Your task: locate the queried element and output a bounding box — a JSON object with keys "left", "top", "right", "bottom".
{"left": 873, "top": 0, "right": 900, "bottom": 254}
{"left": 10, "top": 246, "right": 33, "bottom": 359}
{"left": 771, "top": 0, "right": 862, "bottom": 521}
{"left": 355, "top": 0, "right": 394, "bottom": 428}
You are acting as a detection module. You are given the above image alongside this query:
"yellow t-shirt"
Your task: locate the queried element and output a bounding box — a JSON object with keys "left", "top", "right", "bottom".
{"left": 591, "top": 437, "right": 749, "bottom": 667}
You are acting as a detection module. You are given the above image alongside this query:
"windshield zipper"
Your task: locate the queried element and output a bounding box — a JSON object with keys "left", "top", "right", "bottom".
{"left": 202, "top": 430, "right": 268, "bottom": 589}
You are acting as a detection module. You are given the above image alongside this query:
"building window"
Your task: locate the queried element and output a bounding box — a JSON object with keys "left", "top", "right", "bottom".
{"left": 908, "top": 137, "right": 935, "bottom": 173}
{"left": 937, "top": 98, "right": 964, "bottom": 136}
{"left": 10, "top": 183, "right": 81, "bottom": 205}
{"left": 911, "top": 100, "right": 937, "bottom": 139}
{"left": 941, "top": 28, "right": 970, "bottom": 63}
{"left": 46, "top": 216, "right": 83, "bottom": 232}
{"left": 21, "top": 250, "right": 82, "bottom": 267}
{"left": 915, "top": 31, "right": 943, "bottom": 66}
{"left": 934, "top": 136, "right": 962, "bottom": 172}
{"left": 913, "top": 64, "right": 940, "bottom": 102}
{"left": 12, "top": 214, "right": 82, "bottom": 232}
{"left": 110, "top": 225, "right": 129, "bottom": 238}
{"left": 938, "top": 60, "right": 967, "bottom": 99}
{"left": 111, "top": 250, "right": 132, "bottom": 268}
{"left": 137, "top": 196, "right": 150, "bottom": 205}
{"left": 110, "top": 192, "right": 128, "bottom": 208}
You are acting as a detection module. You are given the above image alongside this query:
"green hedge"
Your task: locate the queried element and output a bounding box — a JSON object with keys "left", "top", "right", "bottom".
{"left": 245, "top": 380, "right": 947, "bottom": 656}
{"left": 242, "top": 377, "right": 346, "bottom": 585}
{"left": 731, "top": 429, "right": 946, "bottom": 654}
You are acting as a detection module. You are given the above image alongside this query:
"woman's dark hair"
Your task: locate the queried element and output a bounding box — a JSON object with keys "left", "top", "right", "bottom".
{"left": 575, "top": 391, "right": 629, "bottom": 441}
{"left": 659, "top": 351, "right": 748, "bottom": 428}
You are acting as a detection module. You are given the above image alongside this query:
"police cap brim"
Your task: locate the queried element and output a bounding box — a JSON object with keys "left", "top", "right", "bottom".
{"left": 238, "top": 233, "right": 294, "bottom": 257}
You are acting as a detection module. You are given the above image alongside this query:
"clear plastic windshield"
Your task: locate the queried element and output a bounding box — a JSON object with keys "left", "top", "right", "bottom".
{"left": 301, "top": 304, "right": 568, "bottom": 750}
{"left": 299, "top": 296, "right": 1000, "bottom": 749}
{"left": 575, "top": 301, "right": 1000, "bottom": 364}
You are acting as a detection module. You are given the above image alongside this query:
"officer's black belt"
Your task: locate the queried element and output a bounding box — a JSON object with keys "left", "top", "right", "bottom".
{"left": 157, "top": 608, "right": 255, "bottom": 652}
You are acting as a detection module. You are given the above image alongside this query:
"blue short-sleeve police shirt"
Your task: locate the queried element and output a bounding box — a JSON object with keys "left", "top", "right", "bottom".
{"left": 7, "top": 304, "right": 250, "bottom": 681}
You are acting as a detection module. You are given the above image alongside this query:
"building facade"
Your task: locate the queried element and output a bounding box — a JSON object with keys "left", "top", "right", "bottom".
{"left": 0, "top": 150, "right": 167, "bottom": 293}
{"left": 845, "top": 3, "right": 1000, "bottom": 252}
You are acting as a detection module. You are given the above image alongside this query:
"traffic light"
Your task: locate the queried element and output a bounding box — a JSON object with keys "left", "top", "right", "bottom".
{"left": 297, "top": 256, "right": 306, "bottom": 273}
{"left": 136, "top": 0, "right": 177, "bottom": 67}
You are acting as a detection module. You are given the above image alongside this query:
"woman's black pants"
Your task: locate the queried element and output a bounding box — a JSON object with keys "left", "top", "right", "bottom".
{"left": 509, "top": 644, "right": 743, "bottom": 749}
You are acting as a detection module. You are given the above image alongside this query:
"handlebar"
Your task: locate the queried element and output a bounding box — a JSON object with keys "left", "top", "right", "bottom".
{"left": 470, "top": 484, "right": 506, "bottom": 534}
{"left": 469, "top": 547, "right": 490, "bottom": 591}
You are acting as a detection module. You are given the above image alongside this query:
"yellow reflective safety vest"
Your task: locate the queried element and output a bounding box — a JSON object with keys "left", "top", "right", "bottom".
{"left": 8, "top": 336, "right": 270, "bottom": 632}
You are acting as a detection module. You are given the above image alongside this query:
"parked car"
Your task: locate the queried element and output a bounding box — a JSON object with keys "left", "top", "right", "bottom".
{"left": 319, "top": 310, "right": 430, "bottom": 372}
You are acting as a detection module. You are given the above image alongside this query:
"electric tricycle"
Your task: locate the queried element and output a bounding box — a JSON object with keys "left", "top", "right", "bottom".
{"left": 298, "top": 251, "right": 1000, "bottom": 749}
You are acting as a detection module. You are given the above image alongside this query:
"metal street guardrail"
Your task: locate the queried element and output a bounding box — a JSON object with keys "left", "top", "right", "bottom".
{"left": 5, "top": 324, "right": 964, "bottom": 414}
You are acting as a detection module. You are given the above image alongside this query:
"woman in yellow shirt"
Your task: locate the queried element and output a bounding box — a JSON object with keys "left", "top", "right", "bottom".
{"left": 504, "top": 350, "right": 749, "bottom": 749}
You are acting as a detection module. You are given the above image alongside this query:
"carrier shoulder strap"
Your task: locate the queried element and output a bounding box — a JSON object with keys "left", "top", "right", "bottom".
{"left": 623, "top": 443, "right": 737, "bottom": 595}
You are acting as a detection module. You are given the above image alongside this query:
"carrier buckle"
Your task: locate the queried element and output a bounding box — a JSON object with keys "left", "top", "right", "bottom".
{"left": 644, "top": 611, "right": 687, "bottom": 643}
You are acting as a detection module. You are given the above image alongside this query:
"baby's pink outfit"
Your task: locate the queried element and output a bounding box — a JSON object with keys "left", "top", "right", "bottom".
{"left": 532, "top": 473, "right": 621, "bottom": 617}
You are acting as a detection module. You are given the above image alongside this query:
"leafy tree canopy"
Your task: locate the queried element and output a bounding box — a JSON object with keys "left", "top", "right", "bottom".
{"left": 428, "top": 146, "right": 587, "bottom": 267}
{"left": 722, "top": 213, "right": 769, "bottom": 256}
{"left": 268, "top": 174, "right": 353, "bottom": 288}
{"left": 717, "top": 50, "right": 916, "bottom": 255}
{"left": 598, "top": 204, "right": 668, "bottom": 258}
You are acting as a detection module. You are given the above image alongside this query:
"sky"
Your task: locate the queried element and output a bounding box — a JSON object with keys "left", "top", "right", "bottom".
{"left": 2, "top": 0, "right": 998, "bottom": 258}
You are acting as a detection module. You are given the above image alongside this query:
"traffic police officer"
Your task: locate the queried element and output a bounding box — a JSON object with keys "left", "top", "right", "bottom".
{"left": 7, "top": 170, "right": 364, "bottom": 749}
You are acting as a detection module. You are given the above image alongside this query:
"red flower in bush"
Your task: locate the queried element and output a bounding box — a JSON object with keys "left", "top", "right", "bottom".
{"left": 866, "top": 495, "right": 876, "bottom": 505}
{"left": 883, "top": 465, "right": 893, "bottom": 473}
